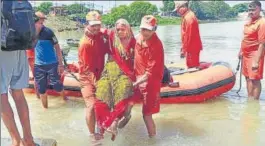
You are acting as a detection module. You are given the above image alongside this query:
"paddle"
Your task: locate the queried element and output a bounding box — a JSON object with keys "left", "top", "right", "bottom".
{"left": 170, "top": 67, "right": 200, "bottom": 75}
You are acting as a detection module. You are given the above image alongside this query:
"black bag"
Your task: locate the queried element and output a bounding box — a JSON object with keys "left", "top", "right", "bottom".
{"left": 162, "top": 66, "right": 171, "bottom": 84}
{"left": 1, "top": 0, "right": 36, "bottom": 51}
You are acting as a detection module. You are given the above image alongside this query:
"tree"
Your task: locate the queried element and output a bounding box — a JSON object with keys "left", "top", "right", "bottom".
{"left": 36, "top": 2, "right": 53, "bottom": 14}
{"left": 101, "top": 1, "right": 158, "bottom": 27}
{"left": 102, "top": 5, "right": 130, "bottom": 26}
{"left": 65, "top": 4, "right": 88, "bottom": 15}
{"left": 190, "top": 1, "right": 215, "bottom": 20}
{"left": 128, "top": 1, "right": 158, "bottom": 26}
{"left": 232, "top": 3, "right": 248, "bottom": 14}
{"left": 190, "top": 1, "right": 205, "bottom": 19}
{"left": 161, "top": 0, "right": 175, "bottom": 12}
{"left": 190, "top": 1, "right": 236, "bottom": 20}
{"left": 208, "top": 1, "right": 231, "bottom": 19}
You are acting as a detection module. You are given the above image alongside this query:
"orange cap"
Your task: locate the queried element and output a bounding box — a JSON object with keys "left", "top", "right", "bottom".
{"left": 173, "top": 1, "right": 189, "bottom": 12}
{"left": 35, "top": 11, "right": 47, "bottom": 19}
{"left": 140, "top": 15, "right": 157, "bottom": 31}
{"left": 86, "top": 11, "right": 101, "bottom": 25}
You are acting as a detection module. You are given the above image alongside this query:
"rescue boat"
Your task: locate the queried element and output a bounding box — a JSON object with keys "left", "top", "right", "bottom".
{"left": 24, "top": 61, "right": 235, "bottom": 103}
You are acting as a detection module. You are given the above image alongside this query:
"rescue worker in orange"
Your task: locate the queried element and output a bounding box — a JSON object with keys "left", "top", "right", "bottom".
{"left": 131, "top": 15, "right": 164, "bottom": 137}
{"left": 239, "top": 0, "right": 265, "bottom": 100}
{"left": 78, "top": 11, "right": 109, "bottom": 141}
{"left": 173, "top": 1, "right": 203, "bottom": 68}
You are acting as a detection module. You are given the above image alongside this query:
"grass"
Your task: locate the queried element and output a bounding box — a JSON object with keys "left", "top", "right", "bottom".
{"left": 44, "top": 15, "right": 78, "bottom": 32}
{"left": 44, "top": 15, "right": 238, "bottom": 32}
{"left": 156, "top": 16, "right": 182, "bottom": 25}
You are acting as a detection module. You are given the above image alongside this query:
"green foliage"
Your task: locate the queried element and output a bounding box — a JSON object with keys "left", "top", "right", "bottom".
{"left": 156, "top": 16, "right": 181, "bottom": 25}
{"left": 36, "top": 1, "right": 249, "bottom": 27}
{"left": 102, "top": 1, "right": 158, "bottom": 27}
{"left": 128, "top": 1, "right": 158, "bottom": 26}
{"left": 101, "top": 5, "right": 129, "bottom": 27}
{"left": 36, "top": 2, "right": 52, "bottom": 14}
{"left": 189, "top": 1, "right": 237, "bottom": 20}
{"left": 160, "top": 0, "right": 175, "bottom": 12}
{"left": 231, "top": 3, "right": 249, "bottom": 14}
{"left": 65, "top": 4, "right": 89, "bottom": 14}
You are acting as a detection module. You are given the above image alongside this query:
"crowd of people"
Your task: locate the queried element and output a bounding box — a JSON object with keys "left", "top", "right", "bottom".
{"left": 1, "top": 0, "right": 265, "bottom": 146}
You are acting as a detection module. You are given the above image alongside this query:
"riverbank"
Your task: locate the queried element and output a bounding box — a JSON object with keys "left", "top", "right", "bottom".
{"left": 157, "top": 16, "right": 181, "bottom": 25}
{"left": 44, "top": 16, "right": 78, "bottom": 32}
{"left": 45, "top": 15, "right": 240, "bottom": 33}
{"left": 199, "top": 18, "right": 239, "bottom": 24}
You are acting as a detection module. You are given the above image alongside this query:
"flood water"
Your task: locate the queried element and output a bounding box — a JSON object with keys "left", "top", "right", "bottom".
{"left": 2, "top": 20, "right": 265, "bottom": 146}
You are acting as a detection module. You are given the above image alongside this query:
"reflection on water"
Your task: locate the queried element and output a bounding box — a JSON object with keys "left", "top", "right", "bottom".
{"left": 227, "top": 96, "right": 248, "bottom": 121}
{"left": 1, "top": 21, "right": 265, "bottom": 146}
{"left": 3, "top": 96, "right": 265, "bottom": 146}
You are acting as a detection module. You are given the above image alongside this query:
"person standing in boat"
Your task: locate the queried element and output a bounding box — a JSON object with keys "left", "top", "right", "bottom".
{"left": 33, "top": 11, "right": 66, "bottom": 108}
{"left": 131, "top": 15, "right": 164, "bottom": 138}
{"left": 92, "top": 18, "right": 136, "bottom": 141}
{"left": 239, "top": 0, "right": 265, "bottom": 100}
{"left": 173, "top": 0, "right": 203, "bottom": 68}
{"left": 77, "top": 11, "right": 110, "bottom": 143}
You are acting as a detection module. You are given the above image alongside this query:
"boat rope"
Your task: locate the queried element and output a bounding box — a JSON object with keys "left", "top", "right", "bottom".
{"left": 236, "top": 58, "right": 242, "bottom": 94}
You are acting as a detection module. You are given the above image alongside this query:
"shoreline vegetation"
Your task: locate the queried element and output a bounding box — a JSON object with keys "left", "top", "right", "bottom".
{"left": 45, "top": 15, "right": 240, "bottom": 33}
{"left": 38, "top": 1, "right": 249, "bottom": 33}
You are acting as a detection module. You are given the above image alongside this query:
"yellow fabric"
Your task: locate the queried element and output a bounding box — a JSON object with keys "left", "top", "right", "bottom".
{"left": 96, "top": 61, "right": 133, "bottom": 108}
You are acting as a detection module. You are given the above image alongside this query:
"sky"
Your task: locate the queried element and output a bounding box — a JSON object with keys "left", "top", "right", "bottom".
{"left": 30, "top": 1, "right": 265, "bottom": 12}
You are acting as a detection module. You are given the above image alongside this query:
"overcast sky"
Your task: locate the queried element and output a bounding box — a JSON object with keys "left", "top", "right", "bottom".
{"left": 30, "top": 1, "right": 265, "bottom": 11}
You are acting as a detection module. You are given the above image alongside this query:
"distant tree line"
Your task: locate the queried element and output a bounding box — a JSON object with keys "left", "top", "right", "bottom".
{"left": 161, "top": 0, "right": 249, "bottom": 20}
{"left": 34, "top": 1, "right": 249, "bottom": 27}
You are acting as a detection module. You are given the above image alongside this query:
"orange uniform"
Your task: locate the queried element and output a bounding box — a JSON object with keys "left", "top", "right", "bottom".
{"left": 134, "top": 33, "right": 164, "bottom": 115}
{"left": 26, "top": 49, "right": 35, "bottom": 59}
{"left": 78, "top": 33, "right": 109, "bottom": 105}
{"left": 181, "top": 10, "right": 202, "bottom": 68}
{"left": 26, "top": 49, "right": 35, "bottom": 74}
{"left": 241, "top": 17, "right": 265, "bottom": 80}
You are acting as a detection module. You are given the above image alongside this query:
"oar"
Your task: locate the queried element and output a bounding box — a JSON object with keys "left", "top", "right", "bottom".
{"left": 170, "top": 67, "right": 200, "bottom": 75}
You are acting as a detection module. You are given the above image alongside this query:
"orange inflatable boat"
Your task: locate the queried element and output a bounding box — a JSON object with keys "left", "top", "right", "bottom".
{"left": 24, "top": 61, "right": 235, "bottom": 104}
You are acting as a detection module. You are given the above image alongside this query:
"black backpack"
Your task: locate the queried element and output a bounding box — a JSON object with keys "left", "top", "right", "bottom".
{"left": 162, "top": 66, "right": 171, "bottom": 84}
{"left": 1, "top": 0, "right": 36, "bottom": 51}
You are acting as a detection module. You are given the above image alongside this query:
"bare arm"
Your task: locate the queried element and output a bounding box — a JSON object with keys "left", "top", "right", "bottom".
{"left": 133, "top": 73, "right": 148, "bottom": 87}
{"left": 54, "top": 43, "right": 63, "bottom": 66}
{"left": 254, "top": 43, "right": 265, "bottom": 63}
{"left": 252, "top": 43, "right": 265, "bottom": 71}
{"left": 253, "top": 20, "right": 265, "bottom": 67}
